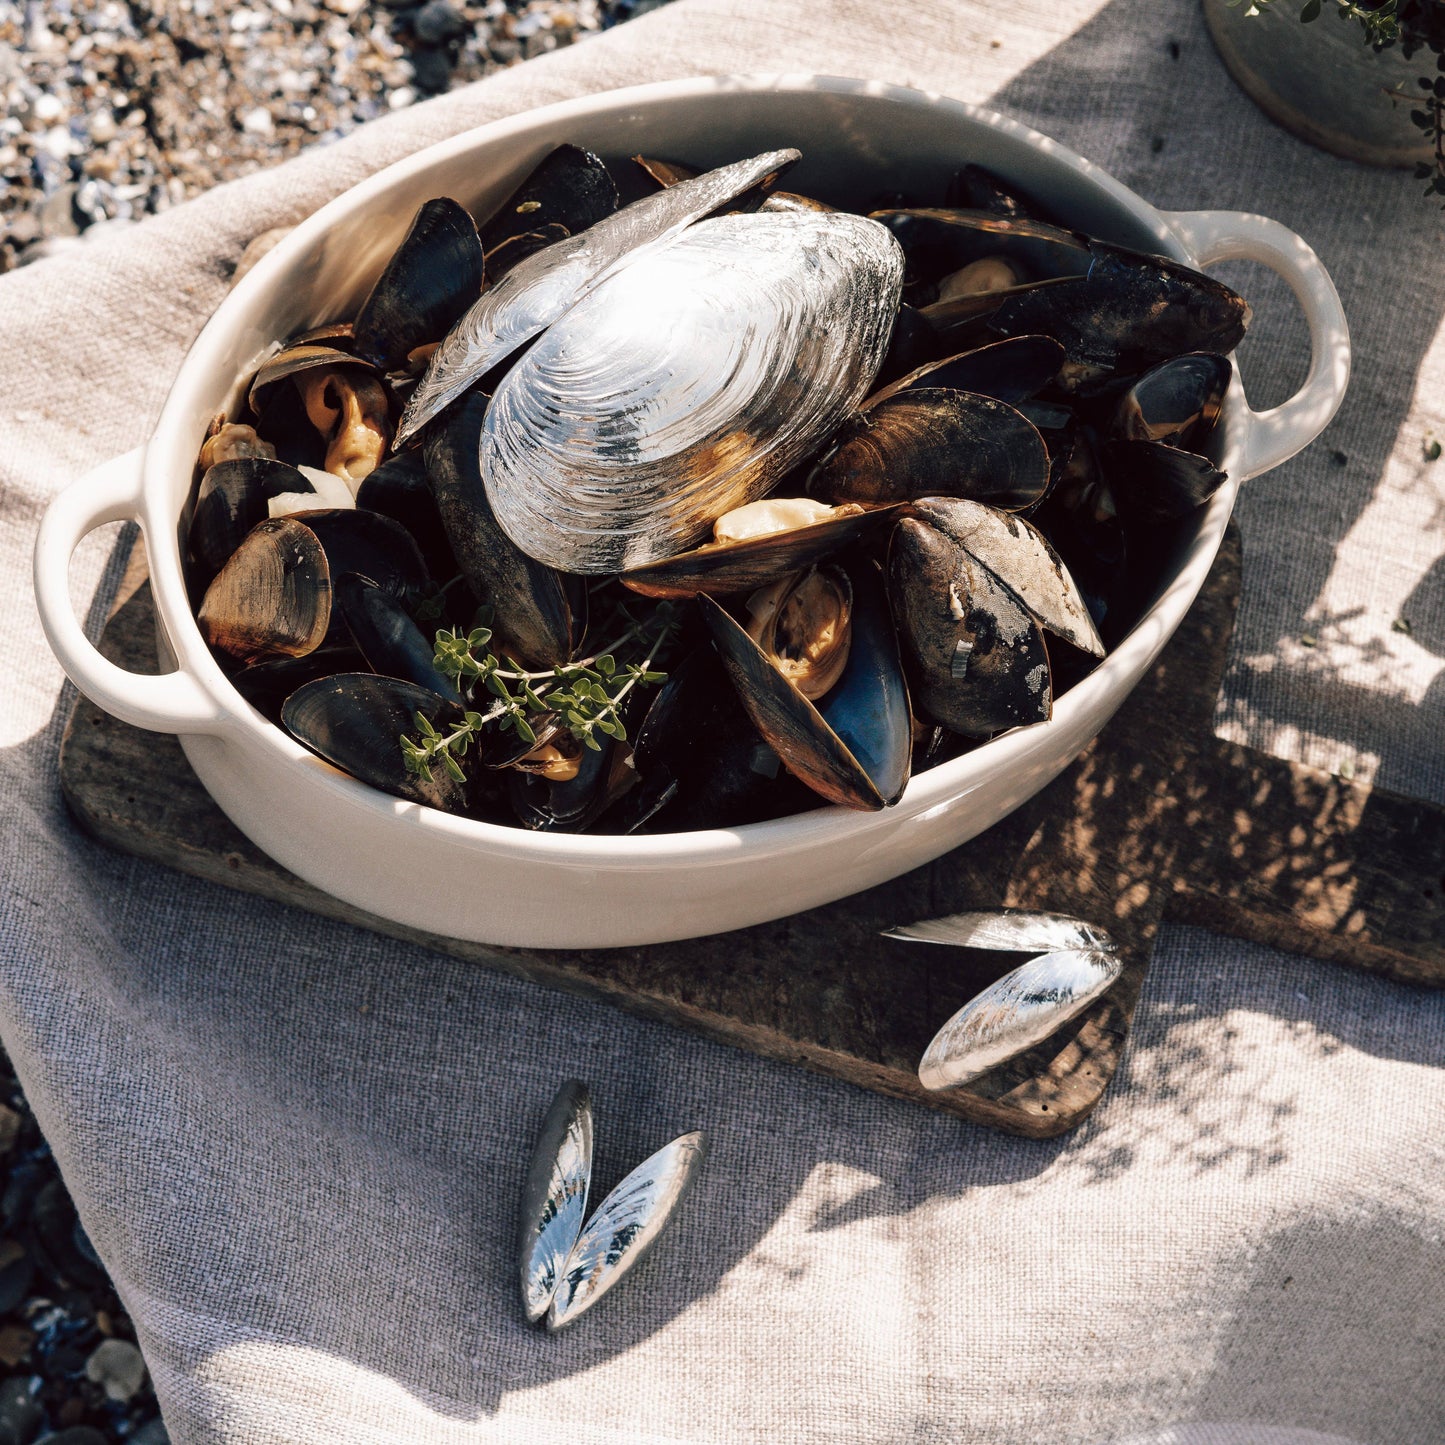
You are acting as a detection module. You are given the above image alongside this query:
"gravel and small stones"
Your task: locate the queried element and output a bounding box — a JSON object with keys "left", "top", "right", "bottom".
{"left": 0, "top": 1051, "right": 164, "bottom": 1444}
{"left": 0, "top": 0, "right": 674, "bottom": 272}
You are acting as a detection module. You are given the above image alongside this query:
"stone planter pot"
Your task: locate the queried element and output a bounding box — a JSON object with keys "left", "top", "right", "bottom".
{"left": 1204, "top": 0, "right": 1432, "bottom": 166}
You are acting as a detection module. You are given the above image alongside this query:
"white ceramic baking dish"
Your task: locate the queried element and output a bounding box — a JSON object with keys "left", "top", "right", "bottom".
{"left": 35, "top": 74, "right": 1350, "bottom": 948}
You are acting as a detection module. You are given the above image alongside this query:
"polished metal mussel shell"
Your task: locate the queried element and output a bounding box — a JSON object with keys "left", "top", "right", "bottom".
{"left": 397, "top": 147, "right": 800, "bottom": 441}
{"left": 483, "top": 210, "right": 904, "bottom": 574}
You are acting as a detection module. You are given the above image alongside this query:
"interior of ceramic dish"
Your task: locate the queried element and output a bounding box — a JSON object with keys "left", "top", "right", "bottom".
{"left": 149, "top": 76, "right": 1237, "bottom": 841}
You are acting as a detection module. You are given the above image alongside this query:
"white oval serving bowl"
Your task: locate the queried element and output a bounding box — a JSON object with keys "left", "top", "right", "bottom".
{"left": 36, "top": 74, "right": 1350, "bottom": 948}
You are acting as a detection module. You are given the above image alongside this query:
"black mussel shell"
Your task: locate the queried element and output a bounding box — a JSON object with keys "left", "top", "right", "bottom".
{"left": 289, "top": 508, "right": 429, "bottom": 608}
{"left": 981, "top": 247, "right": 1250, "bottom": 391}
{"left": 866, "top": 335, "right": 1065, "bottom": 408}
{"left": 889, "top": 515, "right": 1052, "bottom": 737}
{"left": 251, "top": 376, "right": 327, "bottom": 472}
{"left": 1107, "top": 439, "right": 1228, "bottom": 521}
{"left": 230, "top": 644, "right": 364, "bottom": 722}
{"left": 334, "top": 572, "right": 461, "bottom": 702}
{"left": 282, "top": 673, "right": 470, "bottom": 813}
{"left": 198, "top": 515, "right": 331, "bottom": 662}
{"left": 354, "top": 447, "right": 456, "bottom": 581}
{"left": 247, "top": 344, "right": 378, "bottom": 417}
{"left": 479, "top": 145, "right": 619, "bottom": 278}
{"left": 875, "top": 301, "right": 941, "bottom": 385}
{"left": 945, "top": 165, "right": 1052, "bottom": 224}
{"left": 1114, "top": 351, "right": 1231, "bottom": 450}
{"left": 620, "top": 503, "right": 902, "bottom": 599}
{"left": 506, "top": 733, "right": 616, "bottom": 833}
{"left": 630, "top": 152, "right": 811, "bottom": 216}
{"left": 701, "top": 560, "right": 911, "bottom": 811}
{"left": 811, "top": 389, "right": 1050, "bottom": 511}
{"left": 352, "top": 198, "right": 485, "bottom": 371}
{"left": 189, "top": 456, "right": 316, "bottom": 583}
{"left": 424, "top": 391, "right": 584, "bottom": 668}
{"left": 871, "top": 209, "right": 1092, "bottom": 287}
{"left": 626, "top": 648, "right": 812, "bottom": 832}
{"left": 908, "top": 497, "right": 1103, "bottom": 657}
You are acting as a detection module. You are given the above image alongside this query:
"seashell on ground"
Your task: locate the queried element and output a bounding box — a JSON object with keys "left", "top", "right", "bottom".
{"left": 916, "top": 947, "right": 1123, "bottom": 1090}
{"left": 883, "top": 908, "right": 1115, "bottom": 954}
{"left": 518, "top": 1080, "right": 594, "bottom": 1326}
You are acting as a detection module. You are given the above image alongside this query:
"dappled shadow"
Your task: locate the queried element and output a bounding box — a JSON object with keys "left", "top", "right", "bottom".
{"left": 10, "top": 0, "right": 1445, "bottom": 1433}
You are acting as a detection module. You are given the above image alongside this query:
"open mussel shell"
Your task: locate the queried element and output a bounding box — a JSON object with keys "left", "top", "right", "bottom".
{"left": 810, "top": 388, "right": 1050, "bottom": 511}
{"left": 351, "top": 197, "right": 485, "bottom": 371}
{"left": 518, "top": 1080, "right": 593, "bottom": 1327}
{"left": 200, "top": 509, "right": 427, "bottom": 662}
{"left": 701, "top": 560, "right": 911, "bottom": 811}
{"left": 546, "top": 1130, "right": 707, "bottom": 1332}
{"left": 916, "top": 948, "right": 1123, "bottom": 1090}
{"left": 480, "top": 144, "right": 618, "bottom": 278}
{"left": 976, "top": 246, "right": 1251, "bottom": 392}
{"left": 1114, "top": 351, "right": 1230, "bottom": 449}
{"left": 198, "top": 516, "right": 331, "bottom": 662}
{"left": 945, "top": 165, "right": 1052, "bottom": 224}
{"left": 1108, "top": 439, "right": 1228, "bottom": 522}
{"left": 883, "top": 908, "right": 1115, "bottom": 954}
{"left": 334, "top": 572, "right": 460, "bottom": 702}
{"left": 424, "top": 391, "right": 584, "bottom": 667}
{"left": 889, "top": 514, "right": 1052, "bottom": 737}
{"left": 871, "top": 208, "right": 1092, "bottom": 286}
{"left": 247, "top": 343, "right": 376, "bottom": 416}
{"left": 620, "top": 502, "right": 901, "bottom": 599}
{"left": 483, "top": 210, "right": 903, "bottom": 574}
{"left": 230, "top": 644, "right": 363, "bottom": 722}
{"left": 506, "top": 731, "right": 621, "bottom": 833}
{"left": 353, "top": 447, "right": 456, "bottom": 582}
{"left": 864, "top": 335, "right": 1065, "bottom": 408}
{"left": 281, "top": 673, "right": 470, "bottom": 813}
{"left": 628, "top": 648, "right": 810, "bottom": 832}
{"left": 908, "top": 498, "right": 1103, "bottom": 658}
{"left": 188, "top": 456, "right": 316, "bottom": 582}
{"left": 398, "top": 147, "right": 802, "bottom": 442}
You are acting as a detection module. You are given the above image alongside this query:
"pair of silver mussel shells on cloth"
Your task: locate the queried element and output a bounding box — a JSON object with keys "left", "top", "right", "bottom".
{"left": 518, "top": 1081, "right": 706, "bottom": 1330}
{"left": 886, "top": 910, "right": 1123, "bottom": 1089}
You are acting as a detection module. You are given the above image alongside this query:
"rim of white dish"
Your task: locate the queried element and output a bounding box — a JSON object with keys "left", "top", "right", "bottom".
{"left": 145, "top": 72, "right": 1239, "bottom": 866}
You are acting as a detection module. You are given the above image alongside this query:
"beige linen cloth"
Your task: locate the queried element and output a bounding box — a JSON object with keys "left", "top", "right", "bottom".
{"left": 3, "top": 0, "right": 1443, "bottom": 1440}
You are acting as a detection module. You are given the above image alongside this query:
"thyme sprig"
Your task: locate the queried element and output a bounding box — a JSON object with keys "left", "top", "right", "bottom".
{"left": 400, "top": 600, "right": 678, "bottom": 783}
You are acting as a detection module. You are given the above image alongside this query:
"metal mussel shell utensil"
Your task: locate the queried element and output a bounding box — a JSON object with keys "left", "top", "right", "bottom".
{"left": 885, "top": 910, "right": 1122, "bottom": 1091}
{"left": 481, "top": 209, "right": 903, "bottom": 574}
{"left": 518, "top": 1081, "right": 706, "bottom": 1331}
{"left": 397, "top": 146, "right": 802, "bottom": 441}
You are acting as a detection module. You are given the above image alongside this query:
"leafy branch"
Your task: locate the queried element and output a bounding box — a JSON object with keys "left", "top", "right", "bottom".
{"left": 400, "top": 600, "right": 679, "bottom": 783}
{"left": 1231, "top": 0, "right": 1445, "bottom": 205}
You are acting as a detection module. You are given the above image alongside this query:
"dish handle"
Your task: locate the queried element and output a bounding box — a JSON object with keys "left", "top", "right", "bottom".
{"left": 34, "top": 447, "right": 227, "bottom": 735}
{"left": 1163, "top": 209, "right": 1351, "bottom": 482}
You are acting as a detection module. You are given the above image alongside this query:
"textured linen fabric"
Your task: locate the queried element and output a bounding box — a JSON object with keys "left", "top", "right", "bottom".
{"left": 4, "top": 0, "right": 1444, "bottom": 1440}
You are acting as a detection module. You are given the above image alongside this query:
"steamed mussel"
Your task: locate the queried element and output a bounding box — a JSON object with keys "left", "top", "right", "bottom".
{"left": 183, "top": 142, "right": 1250, "bottom": 834}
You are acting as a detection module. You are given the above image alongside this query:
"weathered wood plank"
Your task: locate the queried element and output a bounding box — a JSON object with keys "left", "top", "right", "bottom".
{"left": 57, "top": 523, "right": 1445, "bottom": 1138}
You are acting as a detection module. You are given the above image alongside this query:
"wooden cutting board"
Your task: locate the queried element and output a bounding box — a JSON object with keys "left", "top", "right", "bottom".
{"left": 59, "top": 524, "right": 1445, "bottom": 1138}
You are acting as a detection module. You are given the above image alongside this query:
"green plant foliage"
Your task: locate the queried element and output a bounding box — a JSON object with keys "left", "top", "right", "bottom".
{"left": 400, "top": 598, "right": 680, "bottom": 782}
{"left": 1232, "top": 0, "right": 1445, "bottom": 204}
